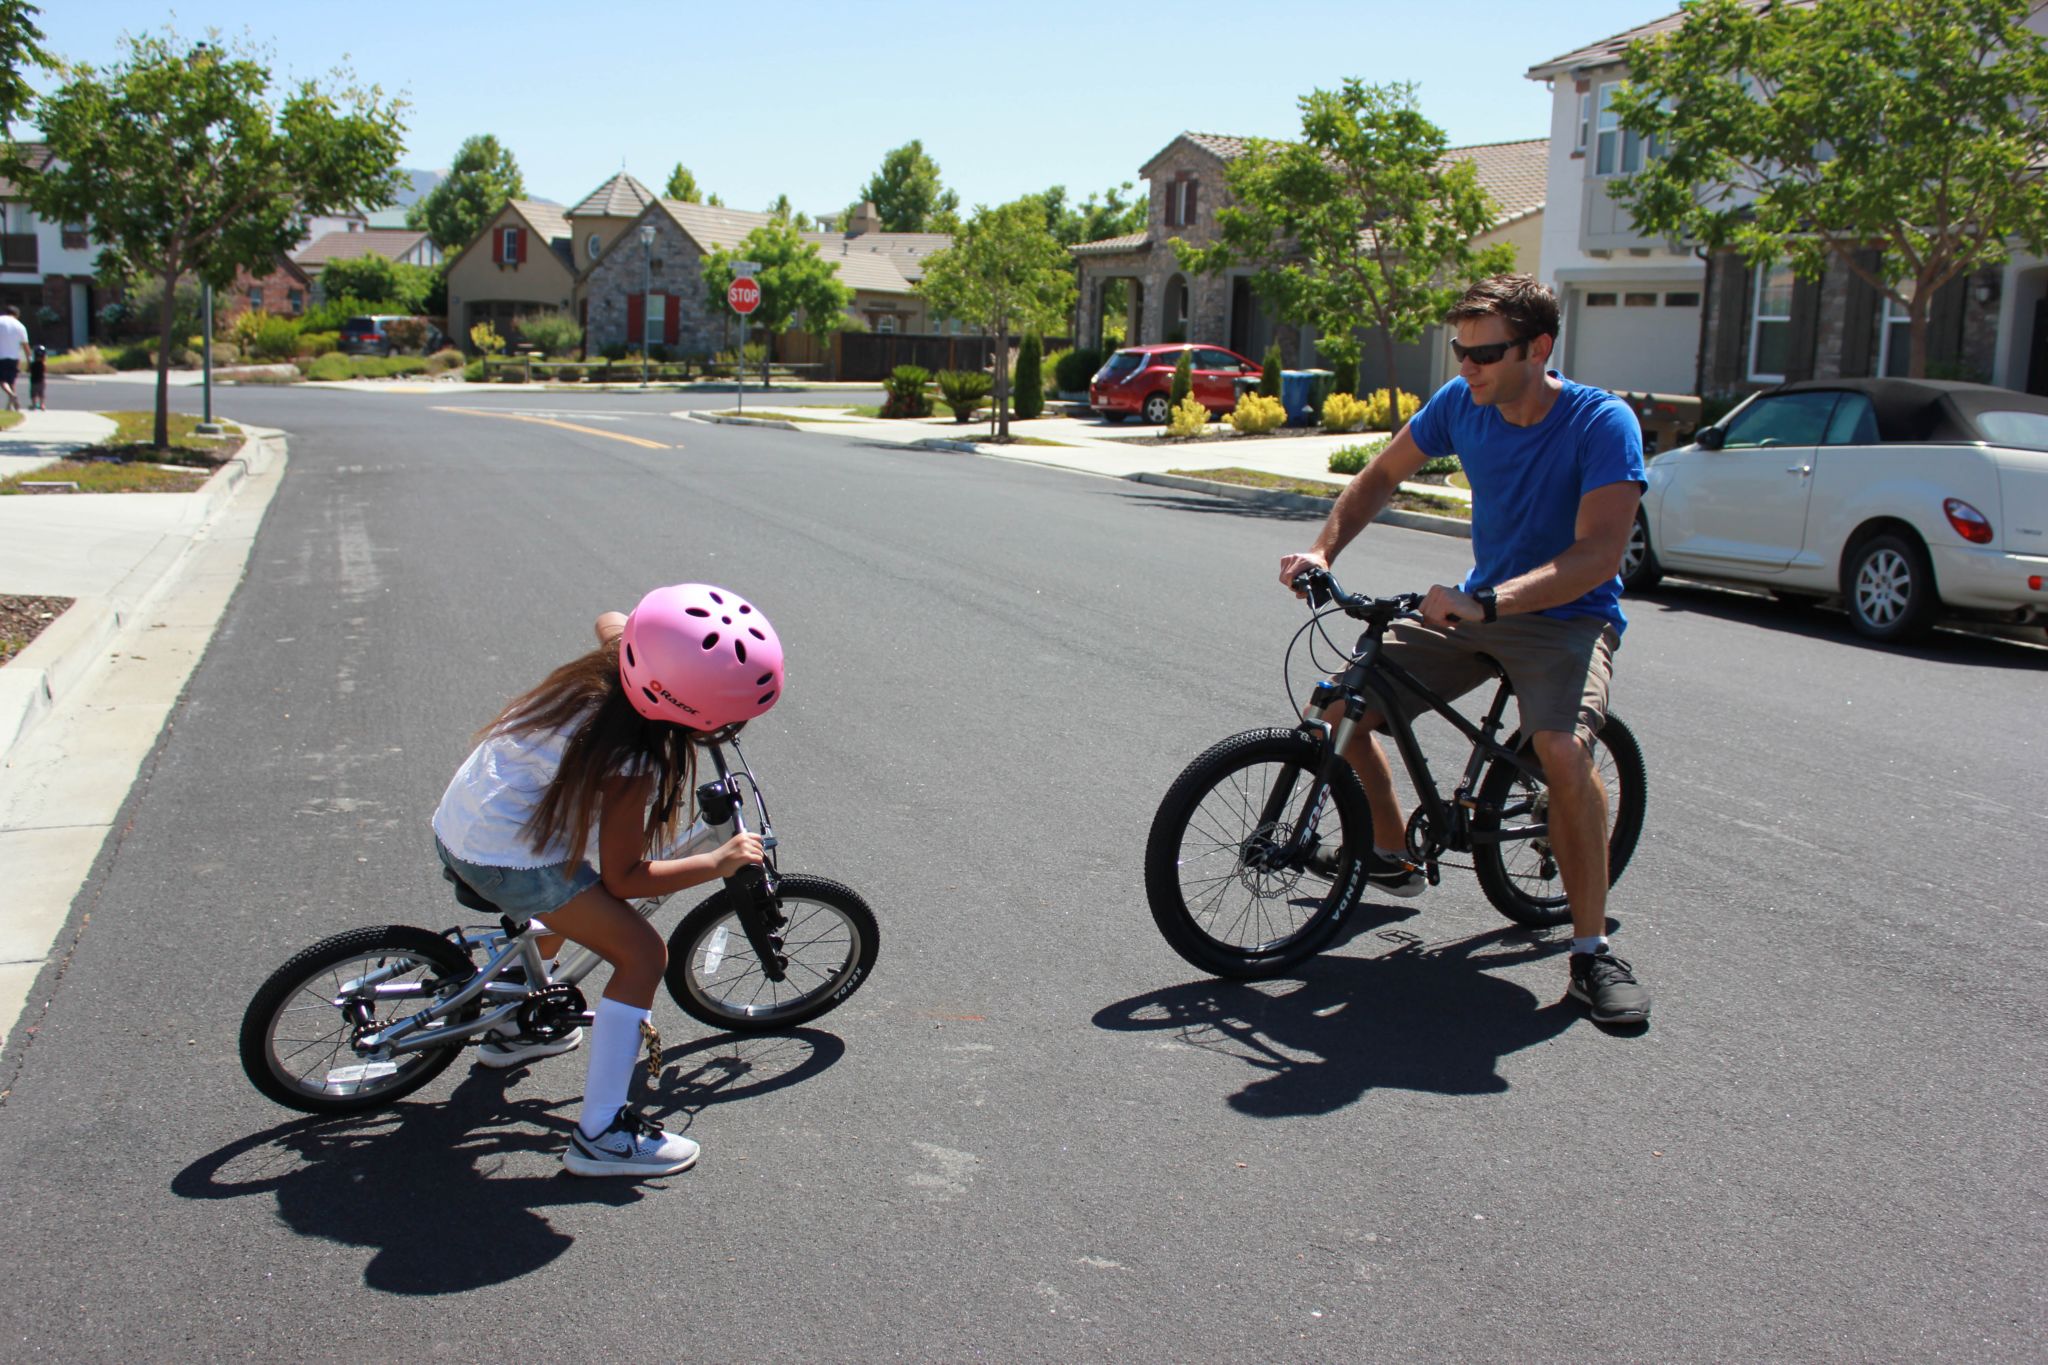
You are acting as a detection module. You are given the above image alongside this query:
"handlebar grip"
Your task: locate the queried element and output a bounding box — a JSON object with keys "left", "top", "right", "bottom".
{"left": 1292, "top": 568, "right": 1333, "bottom": 609}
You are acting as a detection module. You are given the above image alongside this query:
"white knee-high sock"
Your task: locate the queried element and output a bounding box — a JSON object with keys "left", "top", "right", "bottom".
{"left": 579, "top": 997, "right": 651, "bottom": 1139}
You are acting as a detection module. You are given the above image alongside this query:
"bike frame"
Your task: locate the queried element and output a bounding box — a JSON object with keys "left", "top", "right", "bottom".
{"left": 349, "top": 739, "right": 773, "bottom": 1061}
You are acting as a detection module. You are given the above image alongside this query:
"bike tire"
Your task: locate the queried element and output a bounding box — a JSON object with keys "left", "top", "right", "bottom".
{"left": 239, "top": 925, "right": 478, "bottom": 1115}
{"left": 1472, "top": 713, "right": 1648, "bottom": 929}
{"left": 1144, "top": 727, "right": 1375, "bottom": 979}
{"left": 665, "top": 873, "right": 879, "bottom": 1031}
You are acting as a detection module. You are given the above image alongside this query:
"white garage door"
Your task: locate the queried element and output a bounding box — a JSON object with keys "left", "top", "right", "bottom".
{"left": 1565, "top": 287, "right": 1700, "bottom": 395}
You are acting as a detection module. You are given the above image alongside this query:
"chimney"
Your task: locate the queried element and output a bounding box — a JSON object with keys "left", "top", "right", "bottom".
{"left": 848, "top": 200, "right": 880, "bottom": 236}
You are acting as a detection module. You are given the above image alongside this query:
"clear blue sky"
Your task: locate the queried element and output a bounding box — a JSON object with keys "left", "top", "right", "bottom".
{"left": 28, "top": 1, "right": 1666, "bottom": 215}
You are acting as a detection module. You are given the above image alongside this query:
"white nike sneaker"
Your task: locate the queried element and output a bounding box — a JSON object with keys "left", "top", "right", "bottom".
{"left": 476, "top": 1026, "right": 583, "bottom": 1069}
{"left": 563, "top": 1107, "right": 700, "bottom": 1178}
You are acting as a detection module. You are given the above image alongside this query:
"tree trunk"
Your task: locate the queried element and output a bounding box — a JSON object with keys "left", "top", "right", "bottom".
{"left": 154, "top": 266, "right": 179, "bottom": 449}
{"left": 1908, "top": 302, "right": 1930, "bottom": 379}
{"left": 1378, "top": 328, "right": 1399, "bottom": 404}
{"left": 994, "top": 320, "right": 1011, "bottom": 440}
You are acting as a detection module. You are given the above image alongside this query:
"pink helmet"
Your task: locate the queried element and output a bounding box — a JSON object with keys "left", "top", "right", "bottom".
{"left": 619, "top": 584, "right": 784, "bottom": 731}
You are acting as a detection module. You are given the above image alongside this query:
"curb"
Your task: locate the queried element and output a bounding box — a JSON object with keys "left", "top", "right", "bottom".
{"left": 0, "top": 426, "right": 287, "bottom": 765}
{"left": 685, "top": 411, "right": 804, "bottom": 433}
{"left": 1127, "top": 471, "right": 1474, "bottom": 539}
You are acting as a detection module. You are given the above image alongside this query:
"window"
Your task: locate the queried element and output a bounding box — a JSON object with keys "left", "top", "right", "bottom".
{"left": 248, "top": 287, "right": 263, "bottom": 310}
{"left": 1195, "top": 348, "right": 1239, "bottom": 371}
{"left": 1624, "top": 292, "right": 1657, "bottom": 307}
{"left": 587, "top": 233, "right": 602, "bottom": 260}
{"left": 500, "top": 227, "right": 520, "bottom": 263}
{"left": 287, "top": 289, "right": 303, "bottom": 312}
{"left": 1665, "top": 292, "right": 1700, "bottom": 307}
{"left": 644, "top": 292, "right": 666, "bottom": 334}
{"left": 1721, "top": 391, "right": 1839, "bottom": 448}
{"left": 876, "top": 314, "right": 896, "bottom": 334}
{"left": 1748, "top": 262, "right": 1796, "bottom": 381}
{"left": 1878, "top": 286, "right": 1915, "bottom": 378}
{"left": 61, "top": 222, "right": 88, "bottom": 249}
{"left": 1822, "top": 393, "right": 1880, "bottom": 445}
{"left": 1586, "top": 292, "right": 1618, "bottom": 307}
{"left": 1167, "top": 176, "right": 1200, "bottom": 228}
{"left": 1576, "top": 89, "right": 1592, "bottom": 153}
{"left": 1594, "top": 83, "right": 1644, "bottom": 177}
{"left": 1973, "top": 410, "right": 2048, "bottom": 450}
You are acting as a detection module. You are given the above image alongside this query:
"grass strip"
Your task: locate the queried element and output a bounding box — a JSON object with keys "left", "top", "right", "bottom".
{"left": 0, "top": 458, "right": 211, "bottom": 494}
{"left": 1174, "top": 466, "right": 1471, "bottom": 520}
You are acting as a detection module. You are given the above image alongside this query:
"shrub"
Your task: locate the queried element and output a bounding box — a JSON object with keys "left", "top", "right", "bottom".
{"left": 463, "top": 358, "right": 487, "bottom": 383}
{"left": 1041, "top": 348, "right": 1070, "bottom": 400}
{"left": 881, "top": 364, "right": 933, "bottom": 418}
{"left": 295, "top": 330, "right": 339, "bottom": 358}
{"left": 516, "top": 311, "right": 581, "bottom": 359}
{"left": 209, "top": 341, "right": 242, "bottom": 366}
{"left": 1228, "top": 392, "right": 1288, "bottom": 434}
{"left": 297, "top": 294, "right": 382, "bottom": 334}
{"left": 1323, "top": 391, "right": 1369, "bottom": 434}
{"left": 1053, "top": 346, "right": 1103, "bottom": 395}
{"left": 1359, "top": 387, "right": 1422, "bottom": 431}
{"left": 47, "top": 346, "right": 114, "bottom": 376}
{"left": 231, "top": 310, "right": 301, "bottom": 362}
{"left": 307, "top": 353, "right": 429, "bottom": 382}
{"left": 307, "top": 353, "right": 354, "bottom": 382}
{"left": 1259, "top": 342, "right": 1284, "bottom": 399}
{"left": 383, "top": 317, "right": 430, "bottom": 354}
{"left": 1167, "top": 394, "right": 1208, "bottom": 438}
{"left": 600, "top": 342, "right": 628, "bottom": 362}
{"left": 1328, "top": 442, "right": 1379, "bottom": 475}
{"left": 935, "top": 369, "right": 993, "bottom": 422}
{"left": 1315, "top": 335, "right": 1361, "bottom": 396}
{"left": 426, "top": 347, "right": 465, "bottom": 373}
{"left": 1418, "top": 453, "right": 1461, "bottom": 479}
{"left": 1169, "top": 348, "right": 1193, "bottom": 408}
{"left": 1012, "top": 334, "right": 1044, "bottom": 420}
{"left": 469, "top": 321, "right": 507, "bottom": 356}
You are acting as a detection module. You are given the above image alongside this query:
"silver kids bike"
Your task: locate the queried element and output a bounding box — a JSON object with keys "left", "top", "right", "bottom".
{"left": 240, "top": 737, "right": 879, "bottom": 1115}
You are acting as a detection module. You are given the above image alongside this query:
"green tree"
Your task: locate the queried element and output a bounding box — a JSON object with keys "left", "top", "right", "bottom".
{"left": 1609, "top": 0, "right": 2048, "bottom": 379}
{"left": 915, "top": 198, "right": 1075, "bottom": 439}
{"left": 0, "top": 0, "right": 52, "bottom": 135}
{"left": 23, "top": 31, "right": 405, "bottom": 446}
{"left": 1175, "top": 80, "right": 1514, "bottom": 398}
{"left": 664, "top": 162, "right": 703, "bottom": 203}
{"left": 701, "top": 220, "right": 855, "bottom": 385}
{"left": 1169, "top": 347, "right": 1193, "bottom": 408}
{"left": 1026, "top": 182, "right": 1150, "bottom": 246}
{"left": 1012, "top": 333, "right": 1044, "bottom": 420}
{"left": 858, "top": 139, "right": 960, "bottom": 232}
{"left": 406, "top": 133, "right": 524, "bottom": 253}
{"left": 1259, "top": 341, "right": 1284, "bottom": 398}
{"left": 318, "top": 252, "right": 436, "bottom": 312}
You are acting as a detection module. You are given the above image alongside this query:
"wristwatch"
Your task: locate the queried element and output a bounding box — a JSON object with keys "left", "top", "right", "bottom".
{"left": 1472, "top": 587, "right": 1499, "bottom": 623}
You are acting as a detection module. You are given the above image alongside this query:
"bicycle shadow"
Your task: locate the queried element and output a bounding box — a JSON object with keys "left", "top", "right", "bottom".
{"left": 176, "top": 1029, "right": 843, "bottom": 1294}
{"left": 1096, "top": 923, "right": 1579, "bottom": 1117}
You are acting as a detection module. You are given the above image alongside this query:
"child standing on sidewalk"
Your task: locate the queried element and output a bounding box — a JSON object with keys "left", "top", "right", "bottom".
{"left": 28, "top": 345, "right": 45, "bottom": 411}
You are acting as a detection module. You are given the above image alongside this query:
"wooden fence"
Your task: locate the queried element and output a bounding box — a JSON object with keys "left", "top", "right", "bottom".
{"left": 792, "top": 332, "right": 1073, "bottom": 382}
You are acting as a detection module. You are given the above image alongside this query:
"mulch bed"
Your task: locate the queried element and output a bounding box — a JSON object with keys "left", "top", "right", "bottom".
{"left": 0, "top": 594, "right": 75, "bottom": 665}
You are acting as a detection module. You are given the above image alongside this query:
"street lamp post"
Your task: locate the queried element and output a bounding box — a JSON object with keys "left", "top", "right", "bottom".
{"left": 639, "top": 223, "right": 656, "bottom": 387}
{"left": 196, "top": 283, "right": 222, "bottom": 435}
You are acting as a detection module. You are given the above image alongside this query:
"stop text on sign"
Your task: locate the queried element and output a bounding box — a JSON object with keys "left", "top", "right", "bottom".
{"left": 728, "top": 277, "right": 761, "bottom": 314}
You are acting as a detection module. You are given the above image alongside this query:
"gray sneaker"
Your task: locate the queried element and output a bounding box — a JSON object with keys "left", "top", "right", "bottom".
{"left": 563, "top": 1107, "right": 700, "bottom": 1178}
{"left": 477, "top": 1025, "right": 582, "bottom": 1069}
{"left": 1307, "top": 845, "right": 1425, "bottom": 898}
{"left": 1568, "top": 951, "right": 1652, "bottom": 1024}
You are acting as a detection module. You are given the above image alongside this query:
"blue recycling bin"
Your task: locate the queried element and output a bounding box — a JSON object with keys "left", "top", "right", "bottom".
{"left": 1280, "top": 369, "right": 1333, "bottom": 426}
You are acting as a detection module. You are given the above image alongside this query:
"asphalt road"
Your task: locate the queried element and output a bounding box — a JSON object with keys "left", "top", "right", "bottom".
{"left": 3, "top": 384, "right": 2043, "bottom": 1360}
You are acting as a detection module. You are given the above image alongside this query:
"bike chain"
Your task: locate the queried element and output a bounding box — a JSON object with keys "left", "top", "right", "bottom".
{"left": 516, "top": 983, "right": 587, "bottom": 1042}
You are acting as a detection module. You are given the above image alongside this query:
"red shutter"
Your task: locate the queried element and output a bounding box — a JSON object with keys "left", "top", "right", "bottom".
{"left": 493, "top": 229, "right": 504, "bottom": 264}
{"left": 663, "top": 293, "right": 680, "bottom": 346}
{"left": 515, "top": 228, "right": 528, "bottom": 264}
{"left": 627, "top": 293, "right": 645, "bottom": 344}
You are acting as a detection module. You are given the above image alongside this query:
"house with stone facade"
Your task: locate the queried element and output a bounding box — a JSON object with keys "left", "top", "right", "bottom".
{"left": 1071, "top": 131, "right": 1546, "bottom": 397}
{"left": 1527, "top": 5, "right": 2048, "bottom": 399}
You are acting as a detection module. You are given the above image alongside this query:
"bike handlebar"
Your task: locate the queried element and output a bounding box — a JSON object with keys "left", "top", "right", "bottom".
{"left": 1290, "top": 566, "right": 1423, "bottom": 622}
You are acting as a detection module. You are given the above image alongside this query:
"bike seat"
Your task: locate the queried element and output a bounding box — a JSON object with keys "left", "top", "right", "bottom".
{"left": 441, "top": 865, "right": 503, "bottom": 915}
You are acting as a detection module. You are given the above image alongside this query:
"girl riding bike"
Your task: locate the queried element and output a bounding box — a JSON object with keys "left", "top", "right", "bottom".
{"left": 431, "top": 583, "right": 783, "bottom": 1178}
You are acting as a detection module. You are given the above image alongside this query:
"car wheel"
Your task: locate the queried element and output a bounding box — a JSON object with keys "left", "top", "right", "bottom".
{"left": 1141, "top": 392, "right": 1172, "bottom": 425}
{"left": 1620, "top": 511, "right": 1662, "bottom": 593}
{"left": 1842, "top": 531, "right": 1938, "bottom": 644}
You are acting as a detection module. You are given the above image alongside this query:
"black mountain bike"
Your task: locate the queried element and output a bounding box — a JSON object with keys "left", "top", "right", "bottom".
{"left": 1144, "top": 567, "right": 1646, "bottom": 979}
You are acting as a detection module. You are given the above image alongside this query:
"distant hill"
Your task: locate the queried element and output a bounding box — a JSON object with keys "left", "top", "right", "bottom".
{"left": 391, "top": 168, "right": 441, "bottom": 207}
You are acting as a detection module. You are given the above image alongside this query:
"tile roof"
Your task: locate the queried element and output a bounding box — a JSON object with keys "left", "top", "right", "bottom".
{"left": 1069, "top": 231, "right": 1151, "bottom": 256}
{"left": 1446, "top": 138, "right": 1548, "bottom": 227}
{"left": 515, "top": 200, "right": 573, "bottom": 249}
{"left": 1526, "top": 1, "right": 1779, "bottom": 78}
{"left": 0, "top": 142, "right": 53, "bottom": 198}
{"left": 569, "top": 172, "right": 656, "bottom": 218}
{"left": 803, "top": 230, "right": 951, "bottom": 283}
{"left": 291, "top": 228, "right": 434, "bottom": 267}
{"left": 647, "top": 200, "right": 944, "bottom": 294}
{"left": 658, "top": 199, "right": 782, "bottom": 252}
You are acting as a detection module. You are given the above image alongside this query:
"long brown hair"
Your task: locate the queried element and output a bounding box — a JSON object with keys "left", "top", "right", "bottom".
{"left": 479, "top": 640, "right": 697, "bottom": 867}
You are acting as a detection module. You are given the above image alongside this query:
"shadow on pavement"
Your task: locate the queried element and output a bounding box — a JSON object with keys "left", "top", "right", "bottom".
{"left": 1116, "top": 488, "right": 1327, "bottom": 522}
{"left": 174, "top": 1028, "right": 843, "bottom": 1294}
{"left": 1096, "top": 922, "right": 1587, "bottom": 1117}
{"left": 1631, "top": 580, "right": 2048, "bottom": 668}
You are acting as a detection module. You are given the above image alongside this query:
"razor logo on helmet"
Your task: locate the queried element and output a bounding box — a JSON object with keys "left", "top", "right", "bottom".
{"left": 644, "top": 681, "right": 699, "bottom": 715}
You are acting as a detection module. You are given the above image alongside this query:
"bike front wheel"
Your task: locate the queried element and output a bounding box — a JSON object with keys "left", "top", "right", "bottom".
{"left": 239, "top": 925, "right": 478, "bottom": 1114}
{"left": 1144, "top": 727, "right": 1375, "bottom": 979}
{"left": 665, "top": 874, "right": 879, "bottom": 1031}
{"left": 1471, "top": 713, "right": 1648, "bottom": 928}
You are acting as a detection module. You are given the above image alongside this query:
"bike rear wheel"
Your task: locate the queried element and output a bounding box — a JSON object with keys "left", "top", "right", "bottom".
{"left": 239, "top": 925, "right": 478, "bottom": 1114}
{"left": 665, "top": 873, "right": 879, "bottom": 1031}
{"left": 1144, "top": 728, "right": 1374, "bottom": 979}
{"left": 1471, "top": 713, "right": 1647, "bottom": 928}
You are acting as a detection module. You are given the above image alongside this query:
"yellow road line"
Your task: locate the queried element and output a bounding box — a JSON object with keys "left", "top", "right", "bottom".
{"left": 433, "top": 406, "right": 673, "bottom": 450}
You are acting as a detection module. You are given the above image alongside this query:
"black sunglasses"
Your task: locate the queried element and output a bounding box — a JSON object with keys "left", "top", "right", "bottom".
{"left": 1450, "top": 335, "right": 1532, "bottom": 366}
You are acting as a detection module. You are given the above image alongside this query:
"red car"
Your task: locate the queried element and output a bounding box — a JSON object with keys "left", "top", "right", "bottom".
{"left": 1090, "top": 343, "right": 1262, "bottom": 424}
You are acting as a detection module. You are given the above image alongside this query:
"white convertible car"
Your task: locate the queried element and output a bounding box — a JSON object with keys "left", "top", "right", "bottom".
{"left": 1622, "top": 378, "right": 2048, "bottom": 643}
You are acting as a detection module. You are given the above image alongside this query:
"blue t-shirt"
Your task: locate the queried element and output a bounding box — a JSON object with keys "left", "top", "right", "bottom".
{"left": 1405, "top": 373, "right": 1646, "bottom": 634}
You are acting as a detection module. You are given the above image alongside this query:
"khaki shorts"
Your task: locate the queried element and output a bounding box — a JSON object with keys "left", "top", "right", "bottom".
{"left": 1363, "top": 614, "right": 1619, "bottom": 747}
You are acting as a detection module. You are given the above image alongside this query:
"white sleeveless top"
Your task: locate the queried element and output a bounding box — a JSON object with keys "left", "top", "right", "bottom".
{"left": 433, "top": 718, "right": 648, "bottom": 869}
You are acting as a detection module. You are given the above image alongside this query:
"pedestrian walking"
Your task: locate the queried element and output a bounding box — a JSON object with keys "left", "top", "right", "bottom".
{"left": 28, "top": 344, "right": 46, "bottom": 411}
{"left": 0, "top": 305, "right": 29, "bottom": 411}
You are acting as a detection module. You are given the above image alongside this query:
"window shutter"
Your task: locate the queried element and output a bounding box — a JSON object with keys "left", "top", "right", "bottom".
{"left": 1785, "top": 274, "right": 1822, "bottom": 384}
{"left": 1709, "top": 251, "right": 1748, "bottom": 386}
{"left": 663, "top": 293, "right": 680, "bottom": 346}
{"left": 493, "top": 230, "right": 504, "bottom": 264}
{"left": 1926, "top": 277, "right": 1967, "bottom": 370}
{"left": 516, "top": 229, "right": 528, "bottom": 265}
{"left": 627, "top": 292, "right": 645, "bottom": 342}
{"left": 1838, "top": 249, "right": 1881, "bottom": 378}
{"left": 1185, "top": 179, "right": 1198, "bottom": 226}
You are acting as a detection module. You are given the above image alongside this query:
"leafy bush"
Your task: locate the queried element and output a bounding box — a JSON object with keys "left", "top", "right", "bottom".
{"left": 1169, "top": 348, "right": 1193, "bottom": 408}
{"left": 1328, "top": 442, "right": 1380, "bottom": 475}
{"left": 317, "top": 254, "right": 436, "bottom": 314}
{"left": 1418, "top": 453, "right": 1462, "bottom": 479}
{"left": 297, "top": 294, "right": 383, "bottom": 334}
{"left": 231, "top": 310, "right": 301, "bottom": 362}
{"left": 1315, "top": 335, "right": 1361, "bottom": 396}
{"left": 427, "top": 347, "right": 465, "bottom": 373}
{"left": 1040, "top": 348, "right": 1069, "bottom": 400}
{"left": 463, "top": 358, "right": 487, "bottom": 383}
{"left": 1359, "top": 387, "right": 1422, "bottom": 431}
{"left": 935, "top": 369, "right": 993, "bottom": 421}
{"left": 1167, "top": 394, "right": 1208, "bottom": 438}
{"left": 1228, "top": 393, "right": 1288, "bottom": 434}
{"left": 47, "top": 346, "right": 115, "bottom": 376}
{"left": 882, "top": 365, "right": 933, "bottom": 418}
{"left": 600, "top": 342, "right": 629, "bottom": 362}
{"left": 307, "top": 353, "right": 430, "bottom": 382}
{"left": 515, "top": 311, "right": 581, "bottom": 359}
{"left": 1012, "top": 334, "right": 1044, "bottom": 420}
{"left": 470, "top": 321, "right": 507, "bottom": 356}
{"left": 382, "top": 317, "right": 430, "bottom": 354}
{"left": 110, "top": 342, "right": 155, "bottom": 370}
{"left": 1053, "top": 346, "right": 1104, "bottom": 395}
{"left": 209, "top": 341, "right": 242, "bottom": 366}
{"left": 1323, "top": 391, "right": 1368, "bottom": 434}
{"left": 1259, "top": 342, "right": 1284, "bottom": 399}
{"left": 295, "top": 330, "right": 339, "bottom": 358}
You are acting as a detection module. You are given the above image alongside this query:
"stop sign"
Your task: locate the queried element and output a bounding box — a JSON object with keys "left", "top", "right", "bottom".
{"left": 728, "top": 276, "right": 761, "bottom": 314}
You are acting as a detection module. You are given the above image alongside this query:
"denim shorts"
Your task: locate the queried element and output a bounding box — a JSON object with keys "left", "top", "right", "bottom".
{"left": 435, "top": 835, "right": 602, "bottom": 921}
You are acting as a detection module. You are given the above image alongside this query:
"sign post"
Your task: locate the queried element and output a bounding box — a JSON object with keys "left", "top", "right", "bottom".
{"left": 728, "top": 265, "right": 761, "bottom": 414}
